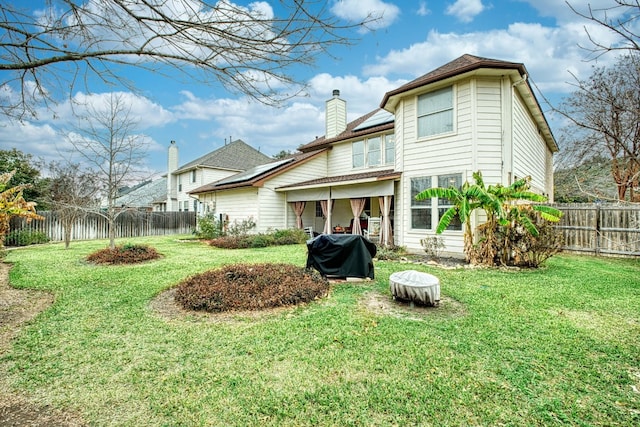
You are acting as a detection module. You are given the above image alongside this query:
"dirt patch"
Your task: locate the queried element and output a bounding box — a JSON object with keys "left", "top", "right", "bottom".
{"left": 149, "top": 287, "right": 302, "bottom": 324}
{"left": 0, "top": 262, "right": 86, "bottom": 427}
{"left": 360, "top": 291, "right": 467, "bottom": 321}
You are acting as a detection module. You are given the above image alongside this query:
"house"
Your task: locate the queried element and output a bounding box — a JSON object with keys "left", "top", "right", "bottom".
{"left": 153, "top": 139, "right": 273, "bottom": 212}
{"left": 114, "top": 177, "right": 167, "bottom": 211}
{"left": 189, "top": 54, "right": 558, "bottom": 255}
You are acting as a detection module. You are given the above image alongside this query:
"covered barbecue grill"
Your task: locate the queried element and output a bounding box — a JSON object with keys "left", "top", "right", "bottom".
{"left": 306, "top": 234, "right": 377, "bottom": 279}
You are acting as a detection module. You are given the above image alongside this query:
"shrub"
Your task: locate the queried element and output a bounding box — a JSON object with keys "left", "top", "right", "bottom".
{"left": 272, "top": 228, "right": 308, "bottom": 245}
{"left": 420, "top": 236, "right": 445, "bottom": 260}
{"left": 194, "top": 212, "right": 223, "bottom": 239}
{"left": 209, "top": 228, "right": 308, "bottom": 249}
{"left": 375, "top": 245, "right": 407, "bottom": 261}
{"left": 174, "top": 263, "right": 330, "bottom": 312}
{"left": 5, "top": 229, "right": 50, "bottom": 246}
{"left": 470, "top": 207, "right": 563, "bottom": 268}
{"left": 87, "top": 243, "right": 161, "bottom": 264}
{"left": 226, "top": 217, "right": 256, "bottom": 236}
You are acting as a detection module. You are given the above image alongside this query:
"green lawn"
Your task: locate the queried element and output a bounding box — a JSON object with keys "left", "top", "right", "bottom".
{"left": 1, "top": 236, "right": 639, "bottom": 426}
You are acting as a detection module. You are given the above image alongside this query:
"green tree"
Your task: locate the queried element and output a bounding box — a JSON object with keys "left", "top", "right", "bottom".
{"left": 0, "top": 170, "right": 43, "bottom": 247}
{"left": 0, "top": 149, "right": 49, "bottom": 209}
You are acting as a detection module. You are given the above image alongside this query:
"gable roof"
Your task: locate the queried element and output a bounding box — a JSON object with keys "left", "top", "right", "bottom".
{"left": 113, "top": 177, "right": 167, "bottom": 208}
{"left": 174, "top": 139, "right": 272, "bottom": 174}
{"left": 380, "top": 54, "right": 527, "bottom": 108}
{"left": 188, "top": 149, "right": 328, "bottom": 194}
{"left": 380, "top": 53, "right": 558, "bottom": 152}
{"left": 298, "top": 108, "right": 394, "bottom": 153}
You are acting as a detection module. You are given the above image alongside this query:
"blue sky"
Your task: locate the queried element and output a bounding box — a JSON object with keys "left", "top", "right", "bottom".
{"left": 0, "top": 0, "right": 632, "bottom": 177}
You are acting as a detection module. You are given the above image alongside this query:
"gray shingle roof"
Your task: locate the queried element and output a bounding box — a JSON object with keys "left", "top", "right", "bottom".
{"left": 174, "top": 139, "right": 272, "bottom": 173}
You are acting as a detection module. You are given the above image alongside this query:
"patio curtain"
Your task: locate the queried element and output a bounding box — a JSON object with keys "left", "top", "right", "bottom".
{"left": 320, "top": 199, "right": 333, "bottom": 234}
{"left": 291, "top": 201, "right": 306, "bottom": 229}
{"left": 379, "top": 195, "right": 393, "bottom": 246}
{"left": 350, "top": 198, "right": 366, "bottom": 235}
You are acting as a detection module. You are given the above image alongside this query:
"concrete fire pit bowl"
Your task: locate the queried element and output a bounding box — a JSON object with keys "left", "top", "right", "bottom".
{"left": 389, "top": 270, "right": 440, "bottom": 306}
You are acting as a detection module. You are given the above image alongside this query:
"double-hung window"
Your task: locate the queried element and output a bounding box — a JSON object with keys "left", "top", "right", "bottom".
{"left": 417, "top": 86, "right": 454, "bottom": 138}
{"left": 384, "top": 134, "right": 395, "bottom": 165}
{"left": 437, "top": 174, "right": 462, "bottom": 230}
{"left": 352, "top": 133, "right": 395, "bottom": 169}
{"left": 190, "top": 170, "right": 196, "bottom": 183}
{"left": 352, "top": 140, "right": 364, "bottom": 168}
{"left": 411, "top": 177, "right": 432, "bottom": 229}
{"left": 367, "top": 137, "right": 381, "bottom": 166}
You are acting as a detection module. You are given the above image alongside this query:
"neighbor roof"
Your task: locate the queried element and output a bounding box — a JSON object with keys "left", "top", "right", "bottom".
{"left": 174, "top": 139, "right": 272, "bottom": 174}
{"left": 189, "top": 149, "right": 328, "bottom": 194}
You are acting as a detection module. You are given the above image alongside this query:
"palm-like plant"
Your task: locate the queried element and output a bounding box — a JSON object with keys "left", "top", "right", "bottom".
{"left": 415, "top": 171, "right": 562, "bottom": 264}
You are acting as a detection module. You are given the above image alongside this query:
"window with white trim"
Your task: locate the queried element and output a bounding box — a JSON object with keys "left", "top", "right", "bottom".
{"left": 367, "top": 137, "right": 381, "bottom": 166}
{"left": 352, "top": 133, "right": 395, "bottom": 169}
{"left": 438, "top": 174, "right": 462, "bottom": 230}
{"left": 410, "top": 173, "right": 463, "bottom": 231}
{"left": 384, "top": 134, "right": 395, "bottom": 165}
{"left": 411, "top": 177, "right": 431, "bottom": 229}
{"left": 190, "top": 170, "right": 196, "bottom": 183}
{"left": 352, "top": 140, "right": 364, "bottom": 168}
{"left": 417, "top": 86, "right": 454, "bottom": 138}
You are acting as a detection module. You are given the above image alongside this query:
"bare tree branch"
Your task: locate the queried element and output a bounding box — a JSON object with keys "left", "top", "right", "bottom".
{"left": 566, "top": 0, "right": 640, "bottom": 58}
{"left": 0, "top": 0, "right": 376, "bottom": 119}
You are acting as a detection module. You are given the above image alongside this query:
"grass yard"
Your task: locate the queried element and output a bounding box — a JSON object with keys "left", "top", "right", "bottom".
{"left": 1, "top": 236, "right": 639, "bottom": 426}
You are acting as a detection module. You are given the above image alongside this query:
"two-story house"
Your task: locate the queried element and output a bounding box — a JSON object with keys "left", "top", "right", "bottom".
{"left": 154, "top": 139, "right": 273, "bottom": 212}
{"left": 189, "top": 54, "right": 558, "bottom": 254}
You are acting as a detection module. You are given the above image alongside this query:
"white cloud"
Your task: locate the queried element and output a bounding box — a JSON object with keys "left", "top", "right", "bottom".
{"left": 331, "top": 0, "right": 401, "bottom": 32}
{"left": 362, "top": 20, "right": 621, "bottom": 98}
{"left": 445, "top": 0, "right": 485, "bottom": 23}
{"left": 417, "top": 1, "right": 431, "bottom": 17}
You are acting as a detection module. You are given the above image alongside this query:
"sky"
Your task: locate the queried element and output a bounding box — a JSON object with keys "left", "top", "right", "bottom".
{"left": 0, "top": 0, "right": 634, "bottom": 178}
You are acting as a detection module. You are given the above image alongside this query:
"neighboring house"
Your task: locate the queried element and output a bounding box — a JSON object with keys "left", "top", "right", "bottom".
{"left": 154, "top": 139, "right": 272, "bottom": 212}
{"left": 189, "top": 54, "right": 558, "bottom": 255}
{"left": 113, "top": 177, "right": 167, "bottom": 211}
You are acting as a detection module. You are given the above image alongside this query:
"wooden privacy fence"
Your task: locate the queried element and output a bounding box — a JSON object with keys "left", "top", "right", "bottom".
{"left": 8, "top": 211, "right": 197, "bottom": 244}
{"left": 553, "top": 203, "right": 640, "bottom": 257}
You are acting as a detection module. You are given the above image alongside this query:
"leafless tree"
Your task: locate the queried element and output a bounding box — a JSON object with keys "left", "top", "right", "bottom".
{"left": 68, "top": 92, "right": 150, "bottom": 248}
{"left": 556, "top": 53, "right": 640, "bottom": 202}
{"left": 0, "top": 0, "right": 375, "bottom": 119}
{"left": 46, "top": 161, "right": 101, "bottom": 248}
{"left": 567, "top": 0, "right": 639, "bottom": 57}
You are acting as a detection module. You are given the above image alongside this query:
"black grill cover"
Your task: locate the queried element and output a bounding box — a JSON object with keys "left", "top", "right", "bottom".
{"left": 306, "top": 234, "right": 377, "bottom": 279}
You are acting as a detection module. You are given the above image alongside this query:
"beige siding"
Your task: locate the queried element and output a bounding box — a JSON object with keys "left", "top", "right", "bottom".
{"left": 327, "top": 141, "right": 354, "bottom": 175}
{"left": 258, "top": 154, "right": 328, "bottom": 231}
{"left": 210, "top": 188, "right": 259, "bottom": 227}
{"left": 474, "top": 79, "right": 503, "bottom": 184}
{"left": 512, "top": 92, "right": 548, "bottom": 193}
{"left": 176, "top": 168, "right": 238, "bottom": 211}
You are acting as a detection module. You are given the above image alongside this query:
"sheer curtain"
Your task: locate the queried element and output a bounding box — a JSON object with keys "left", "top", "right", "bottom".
{"left": 379, "top": 195, "right": 393, "bottom": 246}
{"left": 291, "top": 201, "right": 306, "bottom": 229}
{"left": 320, "top": 199, "right": 333, "bottom": 234}
{"left": 350, "top": 198, "right": 366, "bottom": 235}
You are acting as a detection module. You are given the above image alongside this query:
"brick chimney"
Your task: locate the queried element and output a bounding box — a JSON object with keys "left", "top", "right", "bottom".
{"left": 325, "top": 89, "right": 346, "bottom": 139}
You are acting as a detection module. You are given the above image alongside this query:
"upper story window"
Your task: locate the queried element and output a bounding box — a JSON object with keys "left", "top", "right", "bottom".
{"left": 417, "top": 86, "right": 454, "bottom": 138}
{"left": 352, "top": 140, "right": 364, "bottom": 168}
{"left": 352, "top": 133, "right": 395, "bottom": 169}
{"left": 385, "top": 134, "right": 395, "bottom": 165}
{"left": 190, "top": 170, "right": 197, "bottom": 183}
{"left": 367, "top": 137, "right": 381, "bottom": 166}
